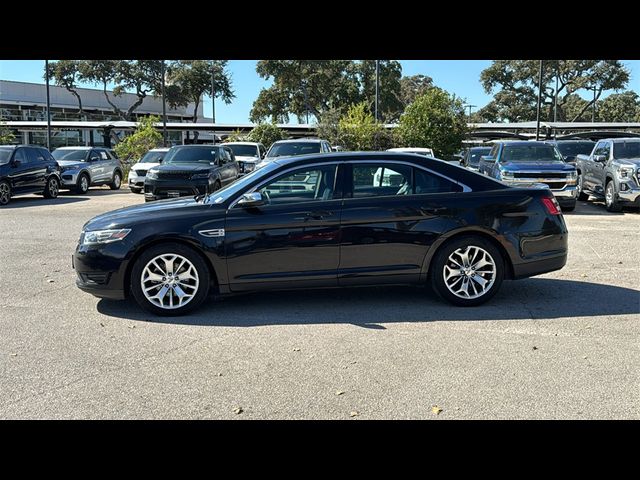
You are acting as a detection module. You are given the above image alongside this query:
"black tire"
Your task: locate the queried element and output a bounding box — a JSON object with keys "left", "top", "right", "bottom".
{"left": 130, "top": 242, "right": 211, "bottom": 316}
{"left": 561, "top": 201, "right": 576, "bottom": 212}
{"left": 0, "top": 180, "right": 11, "bottom": 206}
{"left": 75, "top": 173, "right": 90, "bottom": 194}
{"left": 430, "top": 236, "right": 505, "bottom": 307}
{"left": 110, "top": 171, "right": 122, "bottom": 190}
{"left": 43, "top": 176, "right": 60, "bottom": 199}
{"left": 576, "top": 173, "right": 588, "bottom": 201}
{"left": 605, "top": 180, "right": 622, "bottom": 212}
{"left": 130, "top": 187, "right": 142, "bottom": 194}
{"left": 212, "top": 180, "right": 221, "bottom": 192}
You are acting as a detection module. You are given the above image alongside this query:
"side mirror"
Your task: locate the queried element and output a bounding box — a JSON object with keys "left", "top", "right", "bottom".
{"left": 89, "top": 156, "right": 100, "bottom": 162}
{"left": 11, "top": 159, "right": 21, "bottom": 168}
{"left": 237, "top": 192, "right": 265, "bottom": 208}
{"left": 158, "top": 157, "right": 164, "bottom": 164}
{"left": 594, "top": 155, "right": 607, "bottom": 163}
{"left": 480, "top": 155, "right": 495, "bottom": 163}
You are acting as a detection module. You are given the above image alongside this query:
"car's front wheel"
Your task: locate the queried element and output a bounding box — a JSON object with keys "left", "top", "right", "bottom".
{"left": 576, "top": 172, "right": 588, "bottom": 201}
{"left": 605, "top": 180, "right": 622, "bottom": 212}
{"left": 431, "top": 236, "right": 504, "bottom": 307}
{"left": 75, "top": 173, "right": 90, "bottom": 194}
{"left": 110, "top": 171, "right": 122, "bottom": 190}
{"left": 43, "top": 176, "right": 60, "bottom": 199}
{"left": 0, "top": 180, "right": 11, "bottom": 206}
{"left": 130, "top": 243, "right": 211, "bottom": 316}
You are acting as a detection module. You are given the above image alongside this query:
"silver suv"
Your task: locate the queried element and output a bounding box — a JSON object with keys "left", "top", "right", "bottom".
{"left": 52, "top": 147, "right": 123, "bottom": 194}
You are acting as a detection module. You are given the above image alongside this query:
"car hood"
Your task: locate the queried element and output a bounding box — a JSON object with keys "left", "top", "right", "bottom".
{"left": 235, "top": 155, "right": 260, "bottom": 163}
{"left": 154, "top": 163, "right": 214, "bottom": 173}
{"left": 83, "top": 197, "right": 223, "bottom": 231}
{"left": 617, "top": 157, "right": 640, "bottom": 167}
{"left": 131, "top": 162, "right": 160, "bottom": 171}
{"left": 500, "top": 161, "right": 575, "bottom": 172}
{"left": 57, "top": 160, "right": 86, "bottom": 169}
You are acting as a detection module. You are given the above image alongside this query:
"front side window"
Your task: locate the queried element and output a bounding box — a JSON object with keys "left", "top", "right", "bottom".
{"left": 469, "top": 148, "right": 491, "bottom": 166}
{"left": 257, "top": 165, "right": 337, "bottom": 206}
{"left": 594, "top": 142, "right": 610, "bottom": 158}
{"left": 99, "top": 150, "right": 109, "bottom": 160}
{"left": 14, "top": 148, "right": 29, "bottom": 164}
{"left": 352, "top": 164, "right": 412, "bottom": 198}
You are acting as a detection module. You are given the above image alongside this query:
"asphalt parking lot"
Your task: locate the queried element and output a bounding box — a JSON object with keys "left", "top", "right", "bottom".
{"left": 1, "top": 188, "right": 638, "bottom": 419}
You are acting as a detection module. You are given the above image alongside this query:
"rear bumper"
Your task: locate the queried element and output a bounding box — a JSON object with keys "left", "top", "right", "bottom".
{"left": 512, "top": 252, "right": 567, "bottom": 280}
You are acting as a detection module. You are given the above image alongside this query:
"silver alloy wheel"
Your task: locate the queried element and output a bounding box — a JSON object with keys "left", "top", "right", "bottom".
{"left": 48, "top": 178, "right": 59, "bottom": 197}
{"left": 0, "top": 182, "right": 10, "bottom": 205}
{"left": 605, "top": 182, "right": 614, "bottom": 207}
{"left": 141, "top": 253, "right": 200, "bottom": 309}
{"left": 443, "top": 245, "right": 496, "bottom": 299}
{"left": 577, "top": 174, "right": 583, "bottom": 195}
{"left": 114, "top": 173, "right": 121, "bottom": 188}
{"left": 80, "top": 175, "right": 89, "bottom": 192}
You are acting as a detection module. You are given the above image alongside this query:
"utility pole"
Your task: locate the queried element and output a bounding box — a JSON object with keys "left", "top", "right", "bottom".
{"left": 161, "top": 60, "right": 167, "bottom": 147}
{"left": 44, "top": 60, "right": 52, "bottom": 150}
{"left": 375, "top": 60, "right": 380, "bottom": 122}
{"left": 211, "top": 63, "right": 216, "bottom": 144}
{"left": 535, "top": 60, "right": 543, "bottom": 141}
{"left": 592, "top": 86, "right": 596, "bottom": 122}
{"left": 553, "top": 62, "right": 559, "bottom": 122}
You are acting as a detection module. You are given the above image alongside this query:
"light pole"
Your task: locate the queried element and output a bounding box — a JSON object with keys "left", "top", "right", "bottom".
{"left": 211, "top": 63, "right": 216, "bottom": 144}
{"left": 592, "top": 86, "right": 596, "bottom": 122}
{"left": 464, "top": 104, "right": 476, "bottom": 121}
{"left": 161, "top": 60, "right": 167, "bottom": 147}
{"left": 375, "top": 60, "right": 380, "bottom": 122}
{"left": 553, "top": 62, "right": 559, "bottom": 122}
{"left": 535, "top": 60, "right": 543, "bottom": 141}
{"left": 44, "top": 60, "right": 52, "bottom": 150}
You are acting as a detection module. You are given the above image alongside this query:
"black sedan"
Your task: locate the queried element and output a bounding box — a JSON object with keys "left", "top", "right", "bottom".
{"left": 73, "top": 152, "right": 569, "bottom": 315}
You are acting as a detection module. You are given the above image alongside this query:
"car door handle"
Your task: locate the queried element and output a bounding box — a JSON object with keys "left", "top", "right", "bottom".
{"left": 421, "top": 206, "right": 448, "bottom": 215}
{"left": 299, "top": 210, "right": 333, "bottom": 221}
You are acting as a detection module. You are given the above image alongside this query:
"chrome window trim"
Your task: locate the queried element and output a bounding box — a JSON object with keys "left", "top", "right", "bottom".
{"left": 227, "top": 158, "right": 472, "bottom": 209}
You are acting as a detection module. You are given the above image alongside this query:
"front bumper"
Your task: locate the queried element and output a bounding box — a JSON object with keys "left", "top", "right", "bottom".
{"left": 618, "top": 186, "right": 640, "bottom": 204}
{"left": 72, "top": 244, "right": 129, "bottom": 300}
{"left": 144, "top": 179, "right": 209, "bottom": 201}
{"left": 128, "top": 172, "right": 145, "bottom": 189}
{"left": 238, "top": 161, "right": 258, "bottom": 175}
{"left": 60, "top": 170, "right": 80, "bottom": 187}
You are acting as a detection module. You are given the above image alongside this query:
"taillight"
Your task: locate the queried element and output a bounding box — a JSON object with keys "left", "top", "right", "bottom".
{"left": 541, "top": 196, "right": 561, "bottom": 215}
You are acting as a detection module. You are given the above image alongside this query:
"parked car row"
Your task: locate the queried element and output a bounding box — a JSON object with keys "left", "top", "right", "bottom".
{"left": 0, "top": 145, "right": 125, "bottom": 206}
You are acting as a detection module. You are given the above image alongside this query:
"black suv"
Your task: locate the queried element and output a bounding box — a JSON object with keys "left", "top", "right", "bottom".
{"left": 0, "top": 145, "right": 61, "bottom": 206}
{"left": 144, "top": 145, "right": 239, "bottom": 202}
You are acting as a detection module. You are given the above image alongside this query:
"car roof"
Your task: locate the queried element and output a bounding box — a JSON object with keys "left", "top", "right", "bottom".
{"left": 224, "top": 142, "right": 262, "bottom": 146}
{"left": 148, "top": 148, "right": 170, "bottom": 152}
{"left": 546, "top": 139, "right": 594, "bottom": 143}
{"left": 169, "top": 144, "right": 220, "bottom": 149}
{"left": 54, "top": 146, "right": 94, "bottom": 150}
{"left": 0, "top": 145, "right": 17, "bottom": 149}
{"left": 271, "top": 138, "right": 327, "bottom": 144}
{"left": 608, "top": 137, "right": 640, "bottom": 143}
{"left": 496, "top": 141, "right": 551, "bottom": 146}
{"left": 387, "top": 147, "right": 433, "bottom": 152}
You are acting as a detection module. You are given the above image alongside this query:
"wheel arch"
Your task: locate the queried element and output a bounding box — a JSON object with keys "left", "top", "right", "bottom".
{"left": 123, "top": 237, "right": 220, "bottom": 298}
{"left": 422, "top": 229, "right": 515, "bottom": 282}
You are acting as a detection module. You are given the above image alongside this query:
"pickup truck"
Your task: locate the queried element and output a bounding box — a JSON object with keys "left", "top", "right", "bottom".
{"left": 575, "top": 137, "right": 640, "bottom": 212}
{"left": 480, "top": 141, "right": 578, "bottom": 211}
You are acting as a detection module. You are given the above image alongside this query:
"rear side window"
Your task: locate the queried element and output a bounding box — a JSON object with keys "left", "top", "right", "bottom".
{"left": 414, "top": 169, "right": 462, "bottom": 194}
{"left": 351, "top": 164, "right": 412, "bottom": 198}
{"left": 99, "top": 150, "right": 109, "bottom": 160}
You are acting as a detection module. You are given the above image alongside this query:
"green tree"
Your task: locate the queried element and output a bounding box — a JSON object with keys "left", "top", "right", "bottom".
{"left": 246, "top": 123, "right": 284, "bottom": 149}
{"left": 315, "top": 107, "right": 342, "bottom": 146}
{"left": 396, "top": 88, "right": 468, "bottom": 157}
{"left": 398, "top": 74, "right": 434, "bottom": 108}
{"left": 47, "top": 60, "right": 84, "bottom": 114}
{"left": 224, "top": 129, "right": 247, "bottom": 143}
{"left": 114, "top": 116, "right": 163, "bottom": 178}
{"left": 562, "top": 94, "right": 591, "bottom": 122}
{"left": 0, "top": 122, "right": 16, "bottom": 144}
{"left": 338, "top": 103, "right": 387, "bottom": 151}
{"left": 479, "top": 60, "right": 630, "bottom": 122}
{"left": 596, "top": 91, "right": 640, "bottom": 122}
{"left": 250, "top": 60, "right": 405, "bottom": 123}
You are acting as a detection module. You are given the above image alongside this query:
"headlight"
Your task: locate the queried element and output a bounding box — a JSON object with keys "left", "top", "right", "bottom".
{"left": 566, "top": 171, "right": 577, "bottom": 180}
{"left": 500, "top": 170, "right": 514, "bottom": 179}
{"left": 61, "top": 166, "right": 77, "bottom": 172}
{"left": 191, "top": 173, "right": 210, "bottom": 180}
{"left": 146, "top": 169, "right": 159, "bottom": 180}
{"left": 81, "top": 229, "right": 131, "bottom": 245}
{"left": 617, "top": 166, "right": 635, "bottom": 179}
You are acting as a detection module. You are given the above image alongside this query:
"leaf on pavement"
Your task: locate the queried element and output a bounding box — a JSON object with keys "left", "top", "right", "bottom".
{"left": 350, "top": 411, "right": 359, "bottom": 417}
{"left": 336, "top": 390, "right": 345, "bottom": 396}
{"left": 532, "top": 346, "right": 538, "bottom": 350}
{"left": 292, "top": 347, "right": 301, "bottom": 352}
{"left": 233, "top": 407, "right": 244, "bottom": 415}
{"left": 10, "top": 353, "right": 18, "bottom": 357}
{"left": 432, "top": 405, "right": 443, "bottom": 415}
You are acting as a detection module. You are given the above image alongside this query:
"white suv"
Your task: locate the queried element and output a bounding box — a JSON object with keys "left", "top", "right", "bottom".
{"left": 223, "top": 142, "right": 266, "bottom": 175}
{"left": 128, "top": 148, "right": 170, "bottom": 193}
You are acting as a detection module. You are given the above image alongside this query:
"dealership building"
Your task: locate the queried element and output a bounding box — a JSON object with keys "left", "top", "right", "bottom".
{"left": 0, "top": 80, "right": 214, "bottom": 147}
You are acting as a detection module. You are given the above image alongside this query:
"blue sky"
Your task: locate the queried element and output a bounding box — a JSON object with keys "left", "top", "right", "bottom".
{"left": 1, "top": 60, "right": 638, "bottom": 123}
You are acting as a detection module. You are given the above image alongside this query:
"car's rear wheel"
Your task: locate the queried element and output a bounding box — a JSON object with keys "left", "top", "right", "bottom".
{"left": 110, "top": 171, "right": 122, "bottom": 190}
{"left": 130, "top": 243, "right": 211, "bottom": 316}
{"left": 576, "top": 172, "right": 588, "bottom": 201}
{"left": 605, "top": 180, "right": 622, "bottom": 212}
{"left": 0, "top": 180, "right": 11, "bottom": 206}
{"left": 43, "top": 176, "right": 60, "bottom": 199}
{"left": 431, "top": 236, "right": 504, "bottom": 307}
{"left": 75, "top": 173, "right": 90, "bottom": 194}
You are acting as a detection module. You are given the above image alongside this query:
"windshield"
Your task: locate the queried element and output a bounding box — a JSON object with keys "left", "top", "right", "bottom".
{"left": 613, "top": 141, "right": 640, "bottom": 159}
{"left": 205, "top": 161, "right": 281, "bottom": 205}
{"left": 52, "top": 149, "right": 88, "bottom": 161}
{"left": 501, "top": 145, "right": 563, "bottom": 163}
{"left": 163, "top": 147, "right": 218, "bottom": 165}
{"left": 556, "top": 142, "right": 594, "bottom": 158}
{"left": 139, "top": 150, "right": 166, "bottom": 163}
{"left": 469, "top": 148, "right": 491, "bottom": 166}
{"left": 267, "top": 142, "right": 321, "bottom": 158}
{"left": 226, "top": 144, "right": 259, "bottom": 158}
{"left": 0, "top": 147, "right": 13, "bottom": 165}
